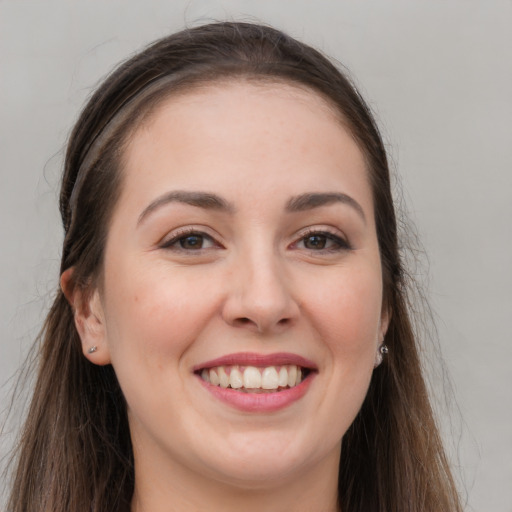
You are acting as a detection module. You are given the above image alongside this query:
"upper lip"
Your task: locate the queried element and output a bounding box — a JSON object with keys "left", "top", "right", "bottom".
{"left": 193, "top": 352, "right": 317, "bottom": 372}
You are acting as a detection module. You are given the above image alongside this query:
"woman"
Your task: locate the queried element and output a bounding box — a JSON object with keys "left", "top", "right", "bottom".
{"left": 7, "top": 22, "right": 462, "bottom": 511}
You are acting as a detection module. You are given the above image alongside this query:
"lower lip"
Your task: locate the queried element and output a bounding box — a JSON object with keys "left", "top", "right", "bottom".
{"left": 197, "top": 373, "right": 315, "bottom": 413}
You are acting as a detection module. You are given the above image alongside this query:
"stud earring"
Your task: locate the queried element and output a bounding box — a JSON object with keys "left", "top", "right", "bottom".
{"left": 374, "top": 344, "right": 389, "bottom": 368}
{"left": 87, "top": 346, "right": 98, "bottom": 354}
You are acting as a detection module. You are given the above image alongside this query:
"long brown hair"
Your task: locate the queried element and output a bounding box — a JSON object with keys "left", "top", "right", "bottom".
{"left": 7, "top": 22, "right": 462, "bottom": 511}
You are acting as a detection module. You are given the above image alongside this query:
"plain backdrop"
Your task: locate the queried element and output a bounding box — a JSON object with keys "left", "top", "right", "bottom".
{"left": 1, "top": 1, "right": 511, "bottom": 510}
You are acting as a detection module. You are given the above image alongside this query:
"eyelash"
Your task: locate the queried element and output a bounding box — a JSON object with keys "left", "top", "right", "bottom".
{"left": 160, "top": 228, "right": 219, "bottom": 252}
{"left": 160, "top": 228, "right": 351, "bottom": 253}
{"left": 292, "top": 229, "right": 352, "bottom": 253}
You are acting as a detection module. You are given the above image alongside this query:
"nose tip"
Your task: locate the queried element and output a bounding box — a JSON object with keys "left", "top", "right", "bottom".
{"left": 221, "top": 261, "right": 299, "bottom": 334}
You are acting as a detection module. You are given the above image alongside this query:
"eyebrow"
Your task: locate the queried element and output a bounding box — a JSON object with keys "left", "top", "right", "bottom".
{"left": 138, "top": 190, "right": 366, "bottom": 225}
{"left": 137, "top": 191, "right": 234, "bottom": 225}
{"left": 285, "top": 192, "right": 366, "bottom": 223}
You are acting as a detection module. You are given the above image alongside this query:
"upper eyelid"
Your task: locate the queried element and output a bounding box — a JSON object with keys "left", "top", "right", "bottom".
{"left": 158, "top": 224, "right": 350, "bottom": 248}
{"left": 159, "top": 227, "right": 220, "bottom": 248}
{"left": 298, "top": 226, "right": 341, "bottom": 236}
{"left": 291, "top": 227, "right": 352, "bottom": 250}
{"left": 160, "top": 225, "right": 217, "bottom": 239}
{"left": 293, "top": 225, "right": 348, "bottom": 241}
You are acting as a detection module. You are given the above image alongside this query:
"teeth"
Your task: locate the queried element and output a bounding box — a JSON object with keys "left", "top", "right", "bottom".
{"left": 218, "top": 366, "right": 229, "bottom": 388}
{"left": 243, "top": 366, "right": 262, "bottom": 388}
{"left": 261, "top": 367, "right": 279, "bottom": 389}
{"left": 209, "top": 368, "right": 220, "bottom": 386}
{"left": 287, "top": 365, "right": 297, "bottom": 387}
{"left": 229, "top": 368, "right": 243, "bottom": 389}
{"left": 200, "top": 364, "right": 307, "bottom": 391}
{"left": 278, "top": 367, "right": 288, "bottom": 387}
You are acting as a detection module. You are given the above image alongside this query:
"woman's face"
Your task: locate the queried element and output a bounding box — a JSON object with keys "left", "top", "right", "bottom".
{"left": 83, "top": 82, "right": 387, "bottom": 489}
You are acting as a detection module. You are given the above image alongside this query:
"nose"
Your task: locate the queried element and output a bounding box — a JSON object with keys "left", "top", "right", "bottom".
{"left": 221, "top": 249, "right": 300, "bottom": 334}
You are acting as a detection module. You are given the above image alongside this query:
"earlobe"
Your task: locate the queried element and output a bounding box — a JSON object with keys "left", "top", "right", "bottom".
{"left": 60, "top": 268, "right": 111, "bottom": 366}
{"left": 374, "top": 305, "right": 391, "bottom": 368}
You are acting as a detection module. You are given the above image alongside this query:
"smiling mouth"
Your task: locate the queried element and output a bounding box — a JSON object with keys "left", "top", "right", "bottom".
{"left": 197, "top": 365, "right": 312, "bottom": 393}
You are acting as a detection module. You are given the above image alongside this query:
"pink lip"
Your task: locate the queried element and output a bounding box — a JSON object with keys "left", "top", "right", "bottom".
{"left": 193, "top": 352, "right": 317, "bottom": 413}
{"left": 193, "top": 352, "right": 317, "bottom": 372}
{"left": 197, "top": 372, "right": 315, "bottom": 413}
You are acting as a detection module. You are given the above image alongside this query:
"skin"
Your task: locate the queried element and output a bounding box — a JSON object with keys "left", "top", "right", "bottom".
{"left": 64, "top": 81, "right": 388, "bottom": 512}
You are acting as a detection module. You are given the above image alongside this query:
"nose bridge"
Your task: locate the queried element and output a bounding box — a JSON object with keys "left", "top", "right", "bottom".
{"left": 223, "top": 235, "right": 298, "bottom": 333}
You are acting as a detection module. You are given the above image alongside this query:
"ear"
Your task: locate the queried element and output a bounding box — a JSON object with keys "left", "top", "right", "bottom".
{"left": 374, "top": 304, "right": 392, "bottom": 368}
{"left": 379, "top": 303, "right": 391, "bottom": 342}
{"left": 60, "top": 268, "right": 111, "bottom": 365}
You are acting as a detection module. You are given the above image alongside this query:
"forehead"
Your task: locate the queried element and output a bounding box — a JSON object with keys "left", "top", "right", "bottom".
{"left": 136, "top": 77, "right": 343, "bottom": 129}
{"left": 118, "top": 81, "right": 372, "bottom": 216}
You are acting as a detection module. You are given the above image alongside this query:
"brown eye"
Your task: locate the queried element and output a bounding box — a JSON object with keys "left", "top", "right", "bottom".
{"left": 161, "top": 231, "right": 216, "bottom": 251}
{"left": 303, "top": 234, "right": 328, "bottom": 250}
{"left": 179, "top": 235, "right": 205, "bottom": 250}
{"left": 295, "top": 231, "right": 351, "bottom": 252}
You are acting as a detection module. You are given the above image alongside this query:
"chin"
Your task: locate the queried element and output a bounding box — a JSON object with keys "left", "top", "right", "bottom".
{"left": 195, "top": 430, "right": 329, "bottom": 488}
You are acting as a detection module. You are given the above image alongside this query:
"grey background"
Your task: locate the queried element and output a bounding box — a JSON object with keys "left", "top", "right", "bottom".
{"left": 1, "top": 1, "right": 511, "bottom": 510}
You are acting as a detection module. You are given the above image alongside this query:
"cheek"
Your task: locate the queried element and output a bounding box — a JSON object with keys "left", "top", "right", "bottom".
{"left": 308, "top": 267, "right": 382, "bottom": 435}
{"left": 101, "top": 258, "right": 223, "bottom": 362}
{"left": 306, "top": 265, "right": 383, "bottom": 356}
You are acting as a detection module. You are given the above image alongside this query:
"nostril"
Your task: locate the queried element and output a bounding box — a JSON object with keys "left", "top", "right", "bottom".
{"left": 230, "top": 316, "right": 293, "bottom": 333}
{"left": 233, "top": 316, "right": 292, "bottom": 330}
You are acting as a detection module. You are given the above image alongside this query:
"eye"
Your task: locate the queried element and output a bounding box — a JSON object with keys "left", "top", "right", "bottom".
{"left": 161, "top": 230, "right": 217, "bottom": 251}
{"left": 294, "top": 231, "right": 351, "bottom": 252}
{"left": 302, "top": 234, "right": 330, "bottom": 250}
